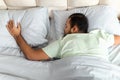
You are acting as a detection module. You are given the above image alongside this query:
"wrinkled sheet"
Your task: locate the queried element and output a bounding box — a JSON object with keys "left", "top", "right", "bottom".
{"left": 109, "top": 45, "right": 120, "bottom": 65}
{"left": 0, "top": 55, "right": 120, "bottom": 80}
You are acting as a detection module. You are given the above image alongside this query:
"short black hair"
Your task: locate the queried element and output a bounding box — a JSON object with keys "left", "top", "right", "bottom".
{"left": 69, "top": 13, "right": 88, "bottom": 33}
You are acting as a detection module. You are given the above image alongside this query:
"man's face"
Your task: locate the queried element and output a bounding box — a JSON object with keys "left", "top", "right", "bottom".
{"left": 64, "top": 19, "right": 71, "bottom": 36}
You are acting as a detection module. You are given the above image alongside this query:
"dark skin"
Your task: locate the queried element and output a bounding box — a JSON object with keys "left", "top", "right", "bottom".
{"left": 6, "top": 19, "right": 120, "bottom": 61}
{"left": 119, "top": 17, "right": 120, "bottom": 20}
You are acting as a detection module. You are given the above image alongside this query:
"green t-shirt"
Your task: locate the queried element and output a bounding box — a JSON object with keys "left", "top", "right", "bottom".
{"left": 42, "top": 30, "right": 114, "bottom": 60}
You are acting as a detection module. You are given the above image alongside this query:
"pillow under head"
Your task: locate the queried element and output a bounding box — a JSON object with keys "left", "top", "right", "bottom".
{"left": 53, "top": 5, "right": 120, "bottom": 39}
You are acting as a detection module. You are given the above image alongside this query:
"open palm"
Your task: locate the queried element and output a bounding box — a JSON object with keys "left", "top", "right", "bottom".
{"left": 6, "top": 20, "right": 21, "bottom": 37}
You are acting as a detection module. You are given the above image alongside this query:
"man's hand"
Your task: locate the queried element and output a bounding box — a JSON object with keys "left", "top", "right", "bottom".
{"left": 6, "top": 20, "right": 21, "bottom": 38}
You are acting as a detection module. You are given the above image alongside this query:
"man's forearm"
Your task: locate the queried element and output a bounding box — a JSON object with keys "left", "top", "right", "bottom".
{"left": 14, "top": 35, "right": 35, "bottom": 59}
{"left": 14, "top": 35, "right": 50, "bottom": 61}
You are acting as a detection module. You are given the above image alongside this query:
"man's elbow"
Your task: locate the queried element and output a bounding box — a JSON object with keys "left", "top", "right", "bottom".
{"left": 25, "top": 56, "right": 36, "bottom": 61}
{"left": 25, "top": 55, "right": 49, "bottom": 61}
{"left": 25, "top": 49, "right": 50, "bottom": 61}
{"left": 25, "top": 55, "right": 41, "bottom": 61}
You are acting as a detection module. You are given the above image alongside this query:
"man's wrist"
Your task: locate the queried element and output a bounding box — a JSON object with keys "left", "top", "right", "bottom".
{"left": 14, "top": 34, "right": 22, "bottom": 40}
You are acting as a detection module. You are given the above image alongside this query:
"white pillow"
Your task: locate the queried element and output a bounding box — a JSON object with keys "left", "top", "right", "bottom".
{"left": 53, "top": 5, "right": 120, "bottom": 39}
{"left": 0, "top": 7, "right": 50, "bottom": 48}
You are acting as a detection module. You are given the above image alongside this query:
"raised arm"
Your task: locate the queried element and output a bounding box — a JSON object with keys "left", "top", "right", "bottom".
{"left": 6, "top": 20, "right": 50, "bottom": 61}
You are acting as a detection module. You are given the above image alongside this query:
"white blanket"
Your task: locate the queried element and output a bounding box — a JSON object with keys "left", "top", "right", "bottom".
{"left": 0, "top": 55, "right": 120, "bottom": 80}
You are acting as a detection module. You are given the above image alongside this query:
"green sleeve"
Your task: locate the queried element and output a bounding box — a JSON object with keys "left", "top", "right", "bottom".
{"left": 42, "top": 39, "right": 61, "bottom": 58}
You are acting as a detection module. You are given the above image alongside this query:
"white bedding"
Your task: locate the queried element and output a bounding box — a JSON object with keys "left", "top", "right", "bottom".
{"left": 0, "top": 54, "right": 120, "bottom": 80}
{"left": 0, "top": 73, "right": 27, "bottom": 80}
{"left": 109, "top": 45, "right": 120, "bottom": 65}
{"left": 0, "top": 0, "right": 120, "bottom": 80}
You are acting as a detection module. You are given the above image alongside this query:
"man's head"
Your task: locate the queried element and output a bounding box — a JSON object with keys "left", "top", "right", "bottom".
{"left": 64, "top": 13, "right": 88, "bottom": 36}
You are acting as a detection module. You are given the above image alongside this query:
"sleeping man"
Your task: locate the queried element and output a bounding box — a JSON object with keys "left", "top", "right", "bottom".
{"left": 6, "top": 13, "right": 120, "bottom": 61}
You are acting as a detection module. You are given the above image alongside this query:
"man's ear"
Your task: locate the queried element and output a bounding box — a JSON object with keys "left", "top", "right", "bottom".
{"left": 71, "top": 26, "right": 79, "bottom": 33}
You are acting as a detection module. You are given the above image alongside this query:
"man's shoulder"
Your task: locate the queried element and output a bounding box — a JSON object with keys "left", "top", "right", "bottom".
{"left": 90, "top": 29, "right": 105, "bottom": 33}
{"left": 89, "top": 29, "right": 111, "bottom": 36}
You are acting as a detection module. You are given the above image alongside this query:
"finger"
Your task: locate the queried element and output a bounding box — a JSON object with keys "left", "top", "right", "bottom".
{"left": 7, "top": 23, "right": 12, "bottom": 32}
{"left": 8, "top": 20, "right": 11, "bottom": 25}
{"left": 9, "top": 20, "right": 12, "bottom": 26}
{"left": 10, "top": 20, "right": 14, "bottom": 27}
{"left": 12, "top": 20, "right": 15, "bottom": 27}
{"left": 8, "top": 20, "right": 11, "bottom": 27}
{"left": 17, "top": 22, "right": 21, "bottom": 30}
{"left": 7, "top": 20, "right": 11, "bottom": 28}
{"left": 6, "top": 24, "right": 12, "bottom": 34}
{"left": 7, "top": 21, "right": 12, "bottom": 30}
{"left": 9, "top": 20, "right": 15, "bottom": 27}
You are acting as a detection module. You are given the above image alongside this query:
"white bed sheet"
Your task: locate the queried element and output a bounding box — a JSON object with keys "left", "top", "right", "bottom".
{"left": 0, "top": 73, "right": 28, "bottom": 80}
{"left": 0, "top": 54, "right": 120, "bottom": 80}
{"left": 109, "top": 45, "right": 120, "bottom": 65}
{"left": 108, "top": 22, "right": 120, "bottom": 65}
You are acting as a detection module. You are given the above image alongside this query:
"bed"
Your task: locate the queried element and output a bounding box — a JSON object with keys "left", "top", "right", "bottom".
{"left": 0, "top": 0, "right": 120, "bottom": 80}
